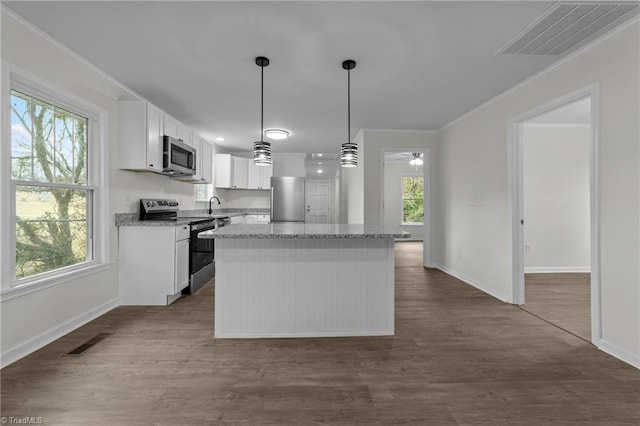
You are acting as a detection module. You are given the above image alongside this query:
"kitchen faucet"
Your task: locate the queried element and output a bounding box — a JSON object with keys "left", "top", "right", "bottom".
{"left": 208, "top": 196, "right": 221, "bottom": 214}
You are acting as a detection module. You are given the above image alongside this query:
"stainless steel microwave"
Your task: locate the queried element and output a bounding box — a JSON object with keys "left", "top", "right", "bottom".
{"left": 162, "top": 135, "right": 196, "bottom": 176}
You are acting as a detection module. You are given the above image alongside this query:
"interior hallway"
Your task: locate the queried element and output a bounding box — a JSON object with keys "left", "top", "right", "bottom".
{"left": 1, "top": 242, "right": 637, "bottom": 425}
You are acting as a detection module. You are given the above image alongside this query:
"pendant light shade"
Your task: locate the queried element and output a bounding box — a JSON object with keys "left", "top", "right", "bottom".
{"left": 341, "top": 59, "right": 357, "bottom": 168}
{"left": 253, "top": 56, "right": 271, "bottom": 166}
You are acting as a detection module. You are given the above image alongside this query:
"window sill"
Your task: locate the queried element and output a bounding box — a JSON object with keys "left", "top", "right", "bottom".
{"left": 0, "top": 262, "right": 113, "bottom": 302}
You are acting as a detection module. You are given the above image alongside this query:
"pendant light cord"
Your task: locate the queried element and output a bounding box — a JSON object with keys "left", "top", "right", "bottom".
{"left": 347, "top": 67, "right": 351, "bottom": 143}
{"left": 261, "top": 65, "right": 264, "bottom": 143}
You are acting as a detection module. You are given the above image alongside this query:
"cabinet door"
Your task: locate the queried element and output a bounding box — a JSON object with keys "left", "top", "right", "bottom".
{"left": 247, "top": 162, "right": 261, "bottom": 189}
{"left": 230, "top": 215, "right": 245, "bottom": 225}
{"left": 260, "top": 164, "right": 273, "bottom": 190}
{"left": 215, "top": 154, "right": 232, "bottom": 188}
{"left": 190, "top": 134, "right": 203, "bottom": 180}
{"left": 177, "top": 124, "right": 191, "bottom": 145}
{"left": 163, "top": 114, "right": 179, "bottom": 139}
{"left": 200, "top": 139, "right": 213, "bottom": 184}
{"left": 232, "top": 157, "right": 248, "bottom": 189}
{"left": 146, "top": 103, "right": 164, "bottom": 172}
{"left": 174, "top": 239, "right": 190, "bottom": 293}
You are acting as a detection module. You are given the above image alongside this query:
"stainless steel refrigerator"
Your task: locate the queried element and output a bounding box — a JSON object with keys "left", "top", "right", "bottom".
{"left": 270, "top": 177, "right": 306, "bottom": 222}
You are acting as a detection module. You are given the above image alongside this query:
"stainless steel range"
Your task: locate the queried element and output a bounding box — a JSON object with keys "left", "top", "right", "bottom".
{"left": 139, "top": 199, "right": 229, "bottom": 294}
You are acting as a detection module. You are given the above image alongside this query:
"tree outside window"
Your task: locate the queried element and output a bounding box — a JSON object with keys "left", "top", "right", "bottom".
{"left": 402, "top": 175, "right": 424, "bottom": 224}
{"left": 11, "top": 89, "right": 92, "bottom": 281}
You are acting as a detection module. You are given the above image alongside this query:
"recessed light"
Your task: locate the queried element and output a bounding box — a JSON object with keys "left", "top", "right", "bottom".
{"left": 317, "top": 162, "right": 323, "bottom": 165}
{"left": 317, "top": 153, "right": 323, "bottom": 157}
{"left": 317, "top": 169, "right": 323, "bottom": 174}
{"left": 215, "top": 137, "right": 224, "bottom": 142}
{"left": 264, "top": 129, "right": 289, "bottom": 140}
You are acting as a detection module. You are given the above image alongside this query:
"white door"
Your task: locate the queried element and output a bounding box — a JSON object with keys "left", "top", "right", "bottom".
{"left": 306, "top": 181, "right": 330, "bottom": 224}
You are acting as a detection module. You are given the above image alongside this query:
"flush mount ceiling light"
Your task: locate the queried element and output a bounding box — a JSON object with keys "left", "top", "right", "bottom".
{"left": 341, "top": 59, "right": 357, "bottom": 168}
{"left": 264, "top": 128, "right": 289, "bottom": 140}
{"left": 253, "top": 56, "right": 271, "bottom": 166}
{"left": 409, "top": 152, "right": 424, "bottom": 166}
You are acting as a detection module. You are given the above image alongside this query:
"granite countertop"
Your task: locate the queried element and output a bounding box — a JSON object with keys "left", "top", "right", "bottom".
{"left": 199, "top": 223, "right": 410, "bottom": 239}
{"left": 115, "top": 208, "right": 269, "bottom": 227}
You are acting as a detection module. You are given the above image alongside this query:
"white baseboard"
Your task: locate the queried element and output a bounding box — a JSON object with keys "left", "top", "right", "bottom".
{"left": 597, "top": 338, "right": 640, "bottom": 369}
{"left": 1, "top": 298, "right": 118, "bottom": 368}
{"left": 525, "top": 266, "right": 591, "bottom": 273}
{"left": 434, "top": 263, "right": 510, "bottom": 303}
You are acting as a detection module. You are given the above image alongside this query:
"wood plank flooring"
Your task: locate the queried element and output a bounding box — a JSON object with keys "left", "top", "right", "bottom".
{"left": 523, "top": 273, "right": 591, "bottom": 342}
{"left": 2, "top": 242, "right": 638, "bottom": 425}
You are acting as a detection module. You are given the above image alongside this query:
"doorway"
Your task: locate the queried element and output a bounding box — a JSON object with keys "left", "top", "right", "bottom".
{"left": 382, "top": 152, "right": 425, "bottom": 241}
{"left": 508, "top": 86, "right": 600, "bottom": 345}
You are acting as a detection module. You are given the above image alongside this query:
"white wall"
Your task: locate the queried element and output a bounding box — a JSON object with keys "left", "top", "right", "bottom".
{"left": 523, "top": 124, "right": 590, "bottom": 272}
{"left": 1, "top": 11, "right": 124, "bottom": 364}
{"left": 0, "top": 11, "right": 210, "bottom": 365}
{"left": 273, "top": 153, "right": 306, "bottom": 177}
{"left": 383, "top": 161, "right": 424, "bottom": 241}
{"left": 436, "top": 23, "right": 639, "bottom": 365}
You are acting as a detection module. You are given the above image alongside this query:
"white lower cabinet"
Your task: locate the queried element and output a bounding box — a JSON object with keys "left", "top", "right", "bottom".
{"left": 230, "top": 215, "right": 245, "bottom": 225}
{"left": 119, "top": 225, "right": 190, "bottom": 305}
{"left": 244, "top": 214, "right": 270, "bottom": 224}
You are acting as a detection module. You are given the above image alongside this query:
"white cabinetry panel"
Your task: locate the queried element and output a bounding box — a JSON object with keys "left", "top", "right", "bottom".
{"left": 118, "top": 100, "right": 164, "bottom": 172}
{"left": 214, "top": 238, "right": 394, "bottom": 337}
{"left": 118, "top": 225, "right": 189, "bottom": 305}
{"left": 248, "top": 163, "right": 273, "bottom": 190}
{"left": 215, "top": 154, "right": 249, "bottom": 189}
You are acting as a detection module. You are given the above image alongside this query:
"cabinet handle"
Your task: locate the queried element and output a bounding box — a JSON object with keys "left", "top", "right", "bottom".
{"left": 149, "top": 164, "right": 154, "bottom": 167}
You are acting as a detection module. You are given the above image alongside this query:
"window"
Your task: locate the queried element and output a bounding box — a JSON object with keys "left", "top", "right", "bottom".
{"left": 402, "top": 175, "right": 424, "bottom": 224}
{"left": 9, "top": 85, "right": 102, "bottom": 285}
{"left": 195, "top": 183, "right": 213, "bottom": 203}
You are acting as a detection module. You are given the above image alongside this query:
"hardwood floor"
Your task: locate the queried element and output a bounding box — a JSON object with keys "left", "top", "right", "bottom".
{"left": 2, "top": 242, "right": 638, "bottom": 425}
{"left": 523, "top": 273, "right": 591, "bottom": 342}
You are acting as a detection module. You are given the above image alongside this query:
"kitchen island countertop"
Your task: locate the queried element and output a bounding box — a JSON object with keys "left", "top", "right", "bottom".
{"left": 199, "top": 223, "right": 410, "bottom": 239}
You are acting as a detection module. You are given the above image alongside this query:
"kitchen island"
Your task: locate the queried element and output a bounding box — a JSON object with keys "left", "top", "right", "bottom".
{"left": 199, "top": 223, "right": 409, "bottom": 338}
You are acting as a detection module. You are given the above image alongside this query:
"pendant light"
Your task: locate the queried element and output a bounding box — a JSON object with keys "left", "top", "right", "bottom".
{"left": 253, "top": 56, "right": 271, "bottom": 166}
{"left": 341, "top": 59, "right": 357, "bottom": 167}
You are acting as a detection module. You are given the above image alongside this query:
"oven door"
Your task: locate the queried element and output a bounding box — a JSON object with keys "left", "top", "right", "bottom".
{"left": 186, "top": 219, "right": 216, "bottom": 294}
{"left": 190, "top": 221, "right": 215, "bottom": 274}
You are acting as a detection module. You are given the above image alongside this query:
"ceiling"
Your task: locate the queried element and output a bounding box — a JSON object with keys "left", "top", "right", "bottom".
{"left": 3, "top": 1, "right": 626, "bottom": 156}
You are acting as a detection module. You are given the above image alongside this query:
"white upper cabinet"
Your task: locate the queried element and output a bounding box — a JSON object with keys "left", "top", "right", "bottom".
{"left": 118, "top": 100, "right": 164, "bottom": 172}
{"left": 200, "top": 139, "right": 213, "bottom": 184}
{"left": 232, "top": 156, "right": 248, "bottom": 189}
{"left": 215, "top": 154, "right": 249, "bottom": 189}
{"left": 163, "top": 114, "right": 191, "bottom": 144}
{"left": 247, "top": 162, "right": 273, "bottom": 190}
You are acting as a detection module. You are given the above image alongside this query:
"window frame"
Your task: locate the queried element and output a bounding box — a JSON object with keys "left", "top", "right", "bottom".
{"left": 400, "top": 172, "right": 424, "bottom": 226}
{"left": 2, "top": 64, "right": 110, "bottom": 298}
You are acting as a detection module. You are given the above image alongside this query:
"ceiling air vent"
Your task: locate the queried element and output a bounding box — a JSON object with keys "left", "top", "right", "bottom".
{"left": 497, "top": 2, "right": 639, "bottom": 56}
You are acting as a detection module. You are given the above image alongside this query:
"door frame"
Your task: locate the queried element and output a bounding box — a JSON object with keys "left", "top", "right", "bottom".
{"left": 507, "top": 83, "right": 601, "bottom": 344}
{"left": 380, "top": 147, "right": 432, "bottom": 267}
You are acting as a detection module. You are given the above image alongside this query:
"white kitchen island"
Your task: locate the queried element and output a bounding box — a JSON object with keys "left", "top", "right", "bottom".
{"left": 199, "top": 223, "right": 409, "bottom": 338}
